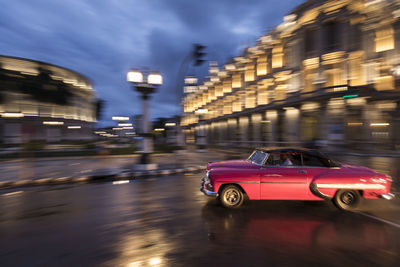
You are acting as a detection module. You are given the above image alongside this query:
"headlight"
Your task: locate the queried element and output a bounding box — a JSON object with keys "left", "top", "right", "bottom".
{"left": 204, "top": 171, "right": 213, "bottom": 189}
{"left": 205, "top": 171, "right": 210, "bottom": 182}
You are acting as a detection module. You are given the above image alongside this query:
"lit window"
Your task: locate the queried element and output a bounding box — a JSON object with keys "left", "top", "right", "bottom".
{"left": 223, "top": 99, "right": 232, "bottom": 115}
{"left": 272, "top": 46, "right": 283, "bottom": 69}
{"left": 245, "top": 90, "right": 256, "bottom": 108}
{"left": 215, "top": 84, "right": 223, "bottom": 97}
{"left": 232, "top": 94, "right": 242, "bottom": 112}
{"left": 245, "top": 62, "right": 255, "bottom": 82}
{"left": 324, "top": 67, "right": 343, "bottom": 87}
{"left": 375, "top": 76, "right": 394, "bottom": 91}
{"left": 257, "top": 90, "right": 268, "bottom": 105}
{"left": 348, "top": 51, "right": 365, "bottom": 86}
{"left": 257, "top": 55, "right": 268, "bottom": 76}
{"left": 223, "top": 79, "right": 232, "bottom": 93}
{"left": 232, "top": 73, "right": 242, "bottom": 88}
{"left": 375, "top": 27, "right": 394, "bottom": 52}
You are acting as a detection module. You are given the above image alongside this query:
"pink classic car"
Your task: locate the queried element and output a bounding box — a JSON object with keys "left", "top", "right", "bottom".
{"left": 200, "top": 147, "right": 394, "bottom": 210}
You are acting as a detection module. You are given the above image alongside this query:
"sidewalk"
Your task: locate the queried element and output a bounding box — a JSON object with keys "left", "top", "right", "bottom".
{"left": 0, "top": 150, "right": 228, "bottom": 189}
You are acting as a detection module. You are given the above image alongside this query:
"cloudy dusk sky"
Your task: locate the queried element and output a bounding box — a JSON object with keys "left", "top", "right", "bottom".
{"left": 0, "top": 0, "right": 300, "bottom": 126}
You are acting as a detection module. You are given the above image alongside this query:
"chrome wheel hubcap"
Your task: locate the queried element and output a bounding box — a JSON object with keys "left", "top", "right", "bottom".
{"left": 224, "top": 189, "right": 240, "bottom": 205}
{"left": 341, "top": 191, "right": 355, "bottom": 205}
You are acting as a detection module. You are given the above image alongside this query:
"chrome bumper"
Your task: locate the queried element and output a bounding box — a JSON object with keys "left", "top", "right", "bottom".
{"left": 200, "top": 177, "right": 218, "bottom": 197}
{"left": 379, "top": 193, "right": 395, "bottom": 200}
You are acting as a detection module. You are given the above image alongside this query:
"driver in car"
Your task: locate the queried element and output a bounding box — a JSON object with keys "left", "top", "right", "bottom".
{"left": 280, "top": 154, "right": 293, "bottom": 166}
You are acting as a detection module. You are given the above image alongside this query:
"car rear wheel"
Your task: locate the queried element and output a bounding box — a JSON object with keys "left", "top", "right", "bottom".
{"left": 333, "top": 189, "right": 361, "bottom": 211}
{"left": 220, "top": 185, "right": 244, "bottom": 209}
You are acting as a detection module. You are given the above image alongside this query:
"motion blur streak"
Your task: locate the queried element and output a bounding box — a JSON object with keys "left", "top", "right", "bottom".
{"left": 112, "top": 180, "right": 130, "bottom": 185}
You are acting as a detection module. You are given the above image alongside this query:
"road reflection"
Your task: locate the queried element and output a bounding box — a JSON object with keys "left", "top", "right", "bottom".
{"left": 202, "top": 200, "right": 400, "bottom": 266}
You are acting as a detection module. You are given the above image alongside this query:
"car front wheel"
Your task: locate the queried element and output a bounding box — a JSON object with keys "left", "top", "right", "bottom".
{"left": 333, "top": 189, "right": 361, "bottom": 211}
{"left": 220, "top": 185, "right": 244, "bottom": 209}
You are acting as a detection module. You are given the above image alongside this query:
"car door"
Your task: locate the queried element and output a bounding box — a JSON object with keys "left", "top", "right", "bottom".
{"left": 260, "top": 151, "right": 309, "bottom": 200}
{"left": 300, "top": 152, "right": 332, "bottom": 200}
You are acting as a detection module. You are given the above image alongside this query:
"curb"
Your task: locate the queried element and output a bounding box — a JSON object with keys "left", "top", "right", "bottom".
{"left": 0, "top": 165, "right": 205, "bottom": 190}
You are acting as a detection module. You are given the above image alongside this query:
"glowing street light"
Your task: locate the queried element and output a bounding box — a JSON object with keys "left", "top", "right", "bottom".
{"left": 127, "top": 70, "right": 143, "bottom": 83}
{"left": 112, "top": 116, "right": 130, "bottom": 121}
{"left": 1, "top": 112, "right": 24, "bottom": 118}
{"left": 118, "top": 123, "right": 132, "bottom": 127}
{"left": 127, "top": 69, "right": 163, "bottom": 169}
{"left": 147, "top": 73, "right": 163, "bottom": 85}
{"left": 195, "top": 109, "right": 208, "bottom": 114}
{"left": 43, "top": 121, "right": 64, "bottom": 125}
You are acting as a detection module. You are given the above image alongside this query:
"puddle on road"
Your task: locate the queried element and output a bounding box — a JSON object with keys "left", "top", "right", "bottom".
{"left": 16, "top": 203, "right": 68, "bottom": 220}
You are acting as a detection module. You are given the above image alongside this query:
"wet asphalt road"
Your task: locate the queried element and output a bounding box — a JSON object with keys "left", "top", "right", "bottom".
{"left": 1, "top": 172, "right": 400, "bottom": 267}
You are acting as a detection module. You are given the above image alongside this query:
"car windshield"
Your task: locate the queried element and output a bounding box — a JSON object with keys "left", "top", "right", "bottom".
{"left": 248, "top": 150, "right": 268, "bottom": 165}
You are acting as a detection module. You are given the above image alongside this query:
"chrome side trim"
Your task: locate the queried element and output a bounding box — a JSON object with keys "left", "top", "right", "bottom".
{"left": 261, "top": 181, "right": 308, "bottom": 184}
{"left": 217, "top": 180, "right": 307, "bottom": 184}
{"left": 316, "top": 183, "right": 386, "bottom": 190}
{"left": 218, "top": 181, "right": 260, "bottom": 184}
{"left": 380, "top": 193, "right": 395, "bottom": 200}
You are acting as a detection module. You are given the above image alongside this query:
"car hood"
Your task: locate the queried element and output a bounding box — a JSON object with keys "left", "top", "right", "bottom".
{"left": 207, "top": 159, "right": 258, "bottom": 170}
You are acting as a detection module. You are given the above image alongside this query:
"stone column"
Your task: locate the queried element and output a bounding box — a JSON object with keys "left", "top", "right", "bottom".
{"left": 277, "top": 109, "right": 285, "bottom": 143}
{"left": 251, "top": 113, "right": 262, "bottom": 144}
{"left": 318, "top": 102, "right": 329, "bottom": 138}
{"left": 266, "top": 110, "right": 278, "bottom": 144}
{"left": 239, "top": 116, "right": 249, "bottom": 146}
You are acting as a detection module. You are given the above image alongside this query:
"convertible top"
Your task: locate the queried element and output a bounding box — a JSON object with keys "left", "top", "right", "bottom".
{"left": 255, "top": 147, "right": 341, "bottom": 167}
{"left": 256, "top": 147, "right": 316, "bottom": 153}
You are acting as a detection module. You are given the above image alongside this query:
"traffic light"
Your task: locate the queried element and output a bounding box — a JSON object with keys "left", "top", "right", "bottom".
{"left": 193, "top": 44, "right": 206, "bottom": 66}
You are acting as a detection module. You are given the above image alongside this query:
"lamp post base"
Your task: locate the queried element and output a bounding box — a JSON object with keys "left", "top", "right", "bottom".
{"left": 196, "top": 143, "right": 206, "bottom": 152}
{"left": 135, "top": 163, "right": 158, "bottom": 171}
{"left": 134, "top": 153, "right": 158, "bottom": 171}
{"left": 139, "top": 153, "right": 150, "bottom": 164}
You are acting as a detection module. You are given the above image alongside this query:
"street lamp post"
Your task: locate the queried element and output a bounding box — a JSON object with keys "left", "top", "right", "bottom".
{"left": 127, "top": 69, "right": 162, "bottom": 169}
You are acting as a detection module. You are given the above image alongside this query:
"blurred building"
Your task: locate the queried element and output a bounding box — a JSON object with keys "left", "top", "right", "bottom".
{"left": 182, "top": 0, "right": 400, "bottom": 150}
{"left": 152, "top": 116, "right": 181, "bottom": 145}
{"left": 164, "top": 117, "right": 181, "bottom": 145}
{"left": 0, "top": 55, "right": 97, "bottom": 144}
{"left": 133, "top": 115, "right": 143, "bottom": 134}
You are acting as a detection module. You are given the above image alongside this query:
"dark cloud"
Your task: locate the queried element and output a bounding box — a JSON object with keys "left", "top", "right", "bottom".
{"left": 0, "top": 0, "right": 302, "bottom": 127}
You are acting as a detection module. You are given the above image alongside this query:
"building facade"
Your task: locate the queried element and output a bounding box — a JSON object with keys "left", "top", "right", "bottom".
{"left": 182, "top": 0, "right": 400, "bottom": 150}
{"left": 0, "top": 55, "right": 97, "bottom": 143}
